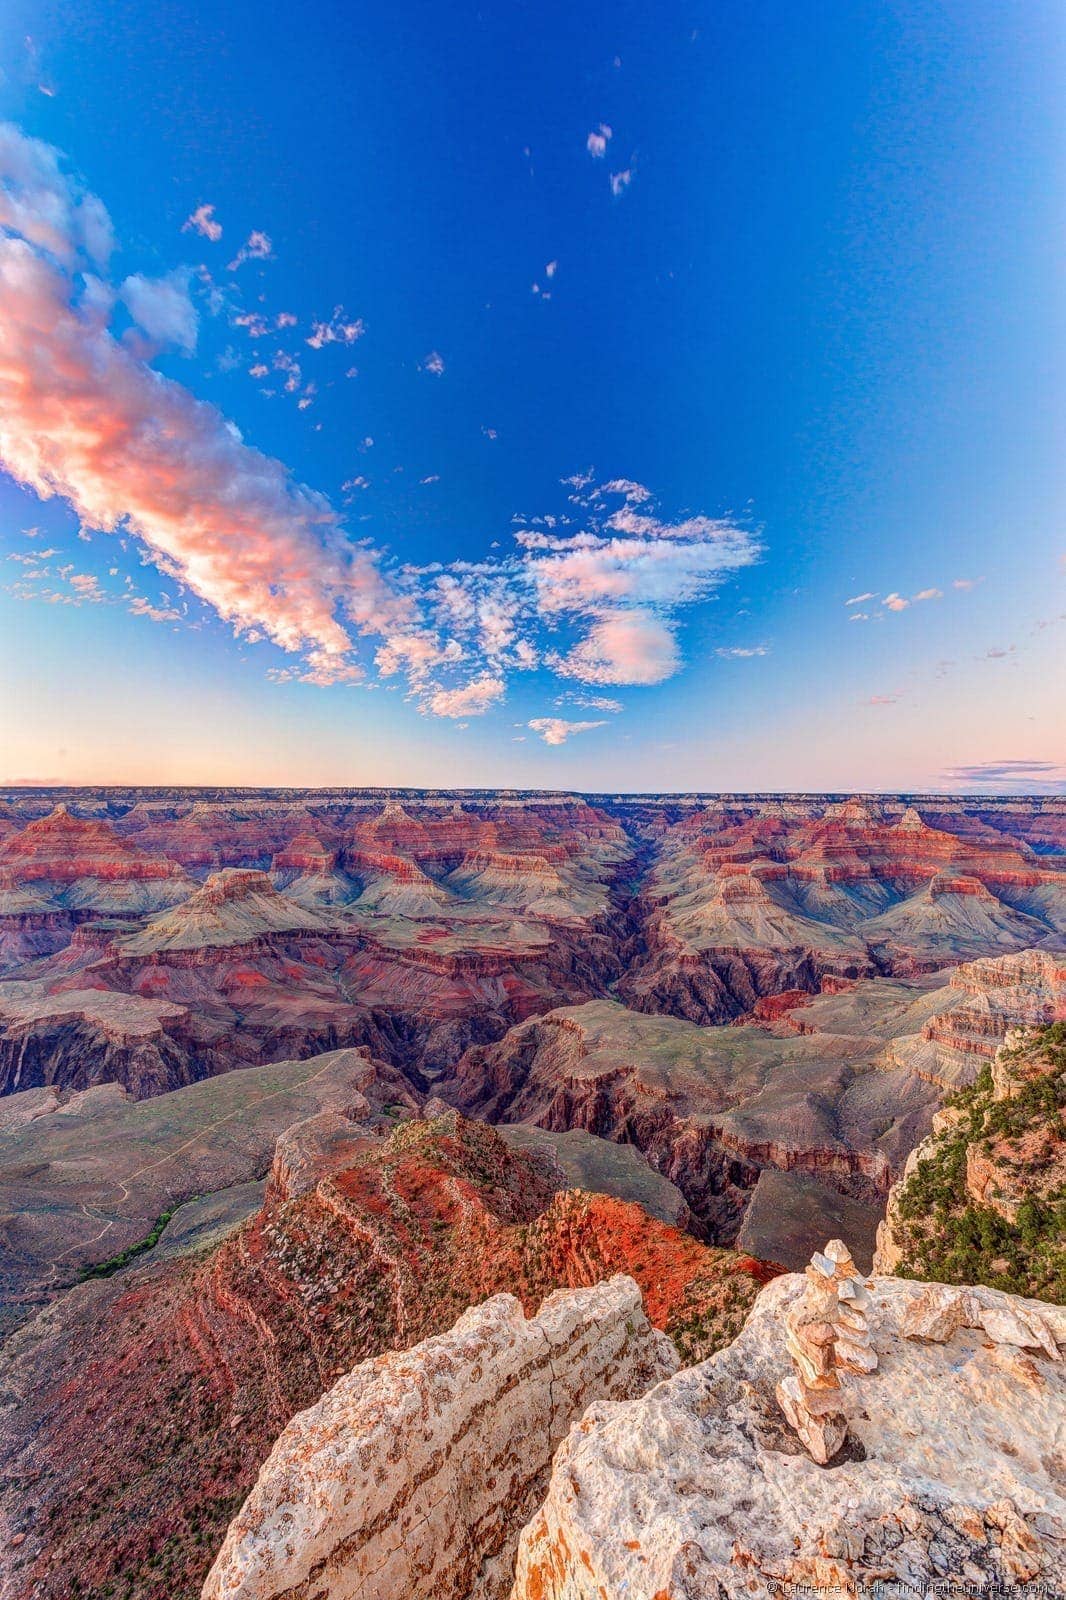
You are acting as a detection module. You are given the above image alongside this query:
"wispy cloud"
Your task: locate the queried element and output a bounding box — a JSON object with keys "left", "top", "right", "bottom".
{"left": 0, "top": 122, "right": 401, "bottom": 679}
{"left": 306, "top": 307, "right": 364, "bottom": 349}
{"left": 227, "top": 230, "right": 272, "bottom": 271}
{"left": 555, "top": 691, "right": 622, "bottom": 713}
{"left": 913, "top": 587, "right": 942, "bottom": 602}
{"left": 426, "top": 674, "right": 504, "bottom": 717}
{"left": 586, "top": 124, "right": 612, "bottom": 157}
{"left": 845, "top": 591, "right": 876, "bottom": 606}
{"left": 420, "top": 350, "right": 445, "bottom": 375}
{"left": 182, "top": 203, "right": 221, "bottom": 242}
{"left": 610, "top": 169, "right": 632, "bottom": 198}
{"left": 939, "top": 760, "right": 1065, "bottom": 793}
{"left": 715, "top": 644, "right": 768, "bottom": 658}
{"left": 0, "top": 125, "right": 764, "bottom": 724}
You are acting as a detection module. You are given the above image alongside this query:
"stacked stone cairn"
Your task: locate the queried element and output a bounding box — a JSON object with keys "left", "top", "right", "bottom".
{"left": 775, "top": 1238, "right": 878, "bottom": 1464}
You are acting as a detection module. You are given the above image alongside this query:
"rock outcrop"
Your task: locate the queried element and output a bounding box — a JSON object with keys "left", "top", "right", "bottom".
{"left": 0, "top": 1113, "right": 766, "bottom": 1600}
{"left": 202, "top": 1276, "right": 675, "bottom": 1600}
{"left": 875, "top": 1022, "right": 1065, "bottom": 1298}
{"left": 618, "top": 800, "right": 1066, "bottom": 1022}
{"left": 512, "top": 1267, "right": 1066, "bottom": 1599}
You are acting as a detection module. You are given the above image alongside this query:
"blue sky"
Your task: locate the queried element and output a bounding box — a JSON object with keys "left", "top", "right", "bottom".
{"left": 0, "top": 0, "right": 1062, "bottom": 789}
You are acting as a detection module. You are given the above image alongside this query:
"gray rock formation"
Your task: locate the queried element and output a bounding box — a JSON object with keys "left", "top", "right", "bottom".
{"left": 511, "top": 1268, "right": 1066, "bottom": 1599}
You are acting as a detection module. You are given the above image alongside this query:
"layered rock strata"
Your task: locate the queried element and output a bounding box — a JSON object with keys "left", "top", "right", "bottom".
{"left": 202, "top": 1276, "right": 675, "bottom": 1600}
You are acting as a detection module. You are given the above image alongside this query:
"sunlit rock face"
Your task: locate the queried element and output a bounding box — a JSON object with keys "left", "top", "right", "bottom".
{"left": 875, "top": 1022, "right": 1065, "bottom": 1298}
{"left": 0, "top": 1111, "right": 764, "bottom": 1600}
{"left": 511, "top": 1268, "right": 1066, "bottom": 1600}
{"left": 201, "top": 1276, "right": 676, "bottom": 1600}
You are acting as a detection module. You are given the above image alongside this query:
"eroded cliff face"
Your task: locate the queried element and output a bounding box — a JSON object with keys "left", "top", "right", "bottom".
{"left": 617, "top": 800, "right": 1066, "bottom": 1022}
{"left": 0, "top": 794, "right": 1063, "bottom": 1102}
{"left": 0, "top": 1112, "right": 766, "bottom": 1600}
{"left": 511, "top": 1271, "right": 1066, "bottom": 1600}
{"left": 875, "top": 1023, "right": 1065, "bottom": 1297}
{"left": 447, "top": 999, "right": 941, "bottom": 1251}
{"left": 201, "top": 1276, "right": 676, "bottom": 1600}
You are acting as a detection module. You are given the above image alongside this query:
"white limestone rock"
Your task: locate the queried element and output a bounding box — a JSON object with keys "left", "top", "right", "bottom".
{"left": 202, "top": 1274, "right": 676, "bottom": 1600}
{"left": 511, "top": 1272, "right": 1066, "bottom": 1600}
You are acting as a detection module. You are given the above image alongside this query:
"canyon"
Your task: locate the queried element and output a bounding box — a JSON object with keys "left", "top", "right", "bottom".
{"left": 0, "top": 788, "right": 1062, "bottom": 1600}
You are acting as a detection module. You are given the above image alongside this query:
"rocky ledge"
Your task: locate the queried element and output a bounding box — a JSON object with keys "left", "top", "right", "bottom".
{"left": 511, "top": 1267, "right": 1065, "bottom": 1599}
{"left": 201, "top": 1275, "right": 676, "bottom": 1600}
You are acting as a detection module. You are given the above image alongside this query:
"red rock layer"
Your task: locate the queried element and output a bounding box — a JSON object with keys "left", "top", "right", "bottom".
{"left": 0, "top": 1113, "right": 771, "bottom": 1600}
{"left": 0, "top": 806, "right": 187, "bottom": 887}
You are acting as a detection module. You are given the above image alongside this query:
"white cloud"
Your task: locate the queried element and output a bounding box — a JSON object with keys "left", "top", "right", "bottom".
{"left": 913, "top": 587, "right": 943, "bottom": 602}
{"left": 549, "top": 610, "right": 679, "bottom": 686}
{"left": 528, "top": 716, "right": 606, "bottom": 746}
{"left": 845, "top": 591, "right": 876, "bottom": 605}
{"left": 715, "top": 645, "right": 768, "bottom": 658}
{"left": 425, "top": 674, "right": 504, "bottom": 717}
{"left": 0, "top": 127, "right": 766, "bottom": 724}
{"left": 306, "top": 307, "right": 364, "bottom": 349}
{"left": 421, "top": 350, "right": 445, "bottom": 375}
{"left": 0, "top": 122, "right": 113, "bottom": 267}
{"left": 586, "top": 124, "right": 612, "bottom": 157}
{"left": 610, "top": 169, "right": 632, "bottom": 197}
{"left": 120, "top": 268, "right": 198, "bottom": 352}
{"left": 556, "top": 692, "right": 622, "bottom": 713}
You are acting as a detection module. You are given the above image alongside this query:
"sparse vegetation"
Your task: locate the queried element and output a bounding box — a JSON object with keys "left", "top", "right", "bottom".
{"left": 78, "top": 1199, "right": 200, "bottom": 1280}
{"left": 892, "top": 1024, "right": 1065, "bottom": 1301}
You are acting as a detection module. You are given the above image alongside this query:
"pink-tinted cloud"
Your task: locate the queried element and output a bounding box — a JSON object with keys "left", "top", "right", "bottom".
{"left": 610, "top": 169, "right": 631, "bottom": 197}
{"left": 0, "top": 128, "right": 403, "bottom": 679}
{"left": 425, "top": 674, "right": 504, "bottom": 717}
{"left": 182, "top": 203, "right": 222, "bottom": 242}
{"left": 528, "top": 716, "right": 606, "bottom": 746}
{"left": 306, "top": 307, "right": 364, "bottom": 348}
{"left": 549, "top": 610, "right": 679, "bottom": 686}
{"left": 883, "top": 592, "right": 909, "bottom": 611}
{"left": 227, "top": 230, "right": 272, "bottom": 271}
{"left": 0, "top": 123, "right": 113, "bottom": 268}
{"left": 586, "top": 125, "right": 612, "bottom": 157}
{"left": 0, "top": 127, "right": 765, "bottom": 724}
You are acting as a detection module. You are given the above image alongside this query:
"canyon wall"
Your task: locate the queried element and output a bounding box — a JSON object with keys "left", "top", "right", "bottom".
{"left": 201, "top": 1276, "right": 676, "bottom": 1600}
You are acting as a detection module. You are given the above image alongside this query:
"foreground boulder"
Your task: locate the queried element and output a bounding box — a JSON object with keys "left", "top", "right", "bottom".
{"left": 203, "top": 1275, "right": 675, "bottom": 1600}
{"left": 512, "top": 1268, "right": 1066, "bottom": 1599}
